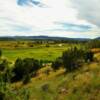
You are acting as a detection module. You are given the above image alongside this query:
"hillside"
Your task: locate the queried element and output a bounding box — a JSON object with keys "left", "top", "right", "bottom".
{"left": 9, "top": 52, "right": 100, "bottom": 100}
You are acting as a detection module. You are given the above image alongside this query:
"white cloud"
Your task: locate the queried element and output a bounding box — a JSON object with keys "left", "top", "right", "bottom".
{"left": 71, "top": 0, "right": 100, "bottom": 27}
{"left": 0, "top": 0, "right": 99, "bottom": 38}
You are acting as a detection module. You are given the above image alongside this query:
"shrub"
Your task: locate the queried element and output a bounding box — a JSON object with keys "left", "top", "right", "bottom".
{"left": 0, "top": 59, "right": 8, "bottom": 71}
{"left": 0, "top": 92, "right": 5, "bottom": 100}
{"left": 52, "top": 57, "right": 63, "bottom": 71}
{"left": 62, "top": 47, "right": 85, "bottom": 72}
{"left": 23, "top": 74, "right": 31, "bottom": 85}
{"left": 12, "top": 58, "right": 41, "bottom": 82}
{"left": 0, "top": 49, "right": 2, "bottom": 58}
{"left": 84, "top": 51, "right": 94, "bottom": 62}
{"left": 41, "top": 83, "right": 49, "bottom": 92}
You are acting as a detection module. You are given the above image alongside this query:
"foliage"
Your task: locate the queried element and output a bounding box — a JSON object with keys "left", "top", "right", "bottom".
{"left": 52, "top": 57, "right": 63, "bottom": 71}
{"left": 0, "top": 59, "right": 8, "bottom": 71}
{"left": 52, "top": 47, "right": 94, "bottom": 72}
{"left": 87, "top": 40, "right": 100, "bottom": 48}
{"left": 0, "top": 49, "right": 2, "bottom": 57}
{"left": 62, "top": 47, "right": 85, "bottom": 72}
{"left": 12, "top": 58, "right": 41, "bottom": 82}
{"left": 84, "top": 51, "right": 94, "bottom": 62}
{"left": 23, "top": 74, "right": 31, "bottom": 85}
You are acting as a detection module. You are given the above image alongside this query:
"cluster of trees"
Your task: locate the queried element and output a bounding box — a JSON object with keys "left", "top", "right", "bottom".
{"left": 12, "top": 58, "right": 42, "bottom": 83}
{"left": 0, "top": 57, "right": 42, "bottom": 84}
{"left": 0, "top": 57, "right": 42, "bottom": 100}
{"left": 52, "top": 47, "right": 94, "bottom": 72}
{"left": 87, "top": 40, "right": 100, "bottom": 48}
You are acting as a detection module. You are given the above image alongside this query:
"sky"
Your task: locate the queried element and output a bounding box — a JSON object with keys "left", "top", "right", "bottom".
{"left": 0, "top": 0, "right": 100, "bottom": 38}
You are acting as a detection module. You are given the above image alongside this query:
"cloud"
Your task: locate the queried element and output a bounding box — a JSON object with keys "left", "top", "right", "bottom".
{"left": 71, "top": 0, "right": 100, "bottom": 27}
{"left": 55, "top": 22, "right": 92, "bottom": 32}
{"left": 0, "top": 0, "right": 99, "bottom": 38}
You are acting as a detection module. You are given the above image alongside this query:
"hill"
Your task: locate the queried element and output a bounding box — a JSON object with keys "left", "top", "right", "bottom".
{"left": 0, "top": 36, "right": 90, "bottom": 41}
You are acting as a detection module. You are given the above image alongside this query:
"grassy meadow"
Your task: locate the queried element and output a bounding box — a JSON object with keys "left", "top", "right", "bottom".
{"left": 1, "top": 41, "right": 80, "bottom": 61}
{"left": 3, "top": 46, "right": 66, "bottom": 61}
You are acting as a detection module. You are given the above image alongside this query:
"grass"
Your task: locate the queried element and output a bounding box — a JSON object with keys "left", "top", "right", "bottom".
{"left": 2, "top": 45, "right": 84, "bottom": 63}
{"left": 9, "top": 60, "right": 100, "bottom": 100}
{"left": 2, "top": 45, "right": 68, "bottom": 61}
{"left": 0, "top": 41, "right": 84, "bottom": 62}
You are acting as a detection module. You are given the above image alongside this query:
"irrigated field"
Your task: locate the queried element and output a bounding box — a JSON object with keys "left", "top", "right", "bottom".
{"left": 2, "top": 46, "right": 66, "bottom": 61}
{"left": 0, "top": 41, "right": 81, "bottom": 61}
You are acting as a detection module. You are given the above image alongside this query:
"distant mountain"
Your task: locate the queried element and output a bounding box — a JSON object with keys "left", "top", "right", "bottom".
{"left": 0, "top": 36, "right": 91, "bottom": 41}
{"left": 95, "top": 37, "right": 100, "bottom": 40}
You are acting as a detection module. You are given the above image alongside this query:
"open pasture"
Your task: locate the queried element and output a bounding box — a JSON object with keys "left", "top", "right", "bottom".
{"left": 0, "top": 41, "right": 75, "bottom": 61}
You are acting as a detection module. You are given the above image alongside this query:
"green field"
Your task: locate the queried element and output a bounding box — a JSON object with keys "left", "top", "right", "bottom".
{"left": 2, "top": 45, "right": 68, "bottom": 61}
{"left": 0, "top": 41, "right": 83, "bottom": 62}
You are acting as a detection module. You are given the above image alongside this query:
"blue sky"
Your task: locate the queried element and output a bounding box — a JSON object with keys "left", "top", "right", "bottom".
{"left": 0, "top": 0, "right": 100, "bottom": 38}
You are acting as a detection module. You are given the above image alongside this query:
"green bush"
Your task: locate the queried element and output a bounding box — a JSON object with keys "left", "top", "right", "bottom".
{"left": 12, "top": 58, "right": 41, "bottom": 82}
{"left": 84, "top": 51, "right": 94, "bottom": 62}
{"left": 52, "top": 57, "right": 63, "bottom": 71}
{"left": 0, "top": 92, "right": 5, "bottom": 100}
{"left": 0, "top": 59, "right": 8, "bottom": 71}
{"left": 23, "top": 74, "right": 31, "bottom": 85}
{"left": 0, "top": 49, "right": 2, "bottom": 58}
{"left": 62, "top": 47, "right": 85, "bottom": 72}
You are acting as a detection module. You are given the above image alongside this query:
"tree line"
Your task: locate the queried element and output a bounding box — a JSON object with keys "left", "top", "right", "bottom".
{"left": 52, "top": 47, "right": 94, "bottom": 72}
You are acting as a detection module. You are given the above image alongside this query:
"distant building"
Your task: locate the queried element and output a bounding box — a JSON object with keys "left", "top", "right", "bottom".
{"left": 58, "top": 44, "right": 63, "bottom": 47}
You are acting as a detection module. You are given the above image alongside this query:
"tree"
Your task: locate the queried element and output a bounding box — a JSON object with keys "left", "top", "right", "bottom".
{"left": 0, "top": 49, "right": 2, "bottom": 58}
{"left": 12, "top": 58, "right": 24, "bottom": 81}
{"left": 12, "top": 58, "right": 41, "bottom": 82}
{"left": 62, "top": 47, "right": 85, "bottom": 72}
{"left": 23, "top": 74, "right": 31, "bottom": 85}
{"left": 0, "top": 59, "right": 8, "bottom": 71}
{"left": 0, "top": 91, "right": 5, "bottom": 100}
{"left": 87, "top": 40, "right": 100, "bottom": 48}
{"left": 52, "top": 57, "right": 63, "bottom": 71}
{"left": 84, "top": 51, "right": 94, "bottom": 62}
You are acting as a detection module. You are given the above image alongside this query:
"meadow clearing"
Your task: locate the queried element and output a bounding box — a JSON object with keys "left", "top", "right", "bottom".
{"left": 0, "top": 41, "right": 81, "bottom": 61}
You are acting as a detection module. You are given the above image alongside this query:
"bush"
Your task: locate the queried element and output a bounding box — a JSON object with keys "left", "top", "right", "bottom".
{"left": 0, "top": 59, "right": 8, "bottom": 71}
{"left": 62, "top": 47, "right": 85, "bottom": 72}
{"left": 0, "top": 92, "right": 5, "bottom": 100}
{"left": 41, "top": 83, "right": 49, "bottom": 92}
{"left": 23, "top": 74, "right": 31, "bottom": 85}
{"left": 0, "top": 49, "right": 2, "bottom": 58}
{"left": 12, "top": 58, "right": 41, "bottom": 82}
{"left": 84, "top": 51, "right": 94, "bottom": 62}
{"left": 52, "top": 57, "right": 63, "bottom": 71}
